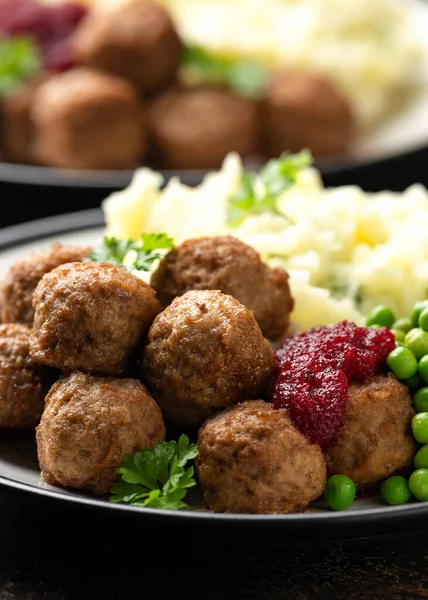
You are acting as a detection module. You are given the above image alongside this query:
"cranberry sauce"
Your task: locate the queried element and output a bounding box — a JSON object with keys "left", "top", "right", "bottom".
{"left": 270, "top": 321, "right": 395, "bottom": 448}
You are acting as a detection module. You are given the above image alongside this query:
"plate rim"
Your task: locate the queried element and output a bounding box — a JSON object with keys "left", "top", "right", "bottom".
{"left": 0, "top": 208, "right": 427, "bottom": 529}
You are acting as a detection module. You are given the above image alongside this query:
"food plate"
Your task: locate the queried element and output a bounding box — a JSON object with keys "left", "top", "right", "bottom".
{"left": 0, "top": 208, "right": 427, "bottom": 542}
{"left": 2, "top": 0, "right": 428, "bottom": 189}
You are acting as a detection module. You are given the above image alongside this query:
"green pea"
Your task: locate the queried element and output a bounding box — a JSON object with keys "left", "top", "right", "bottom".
{"left": 410, "top": 300, "right": 428, "bottom": 328}
{"left": 412, "top": 412, "right": 428, "bottom": 444}
{"left": 386, "top": 346, "right": 418, "bottom": 380}
{"left": 365, "top": 305, "right": 395, "bottom": 329}
{"left": 392, "top": 317, "right": 413, "bottom": 333}
{"left": 419, "top": 355, "right": 428, "bottom": 384}
{"left": 380, "top": 476, "right": 411, "bottom": 505}
{"left": 402, "top": 373, "right": 424, "bottom": 391}
{"left": 324, "top": 475, "right": 356, "bottom": 511}
{"left": 414, "top": 445, "right": 428, "bottom": 469}
{"left": 391, "top": 329, "right": 406, "bottom": 343}
{"left": 409, "top": 469, "right": 428, "bottom": 501}
{"left": 419, "top": 307, "right": 428, "bottom": 333}
{"left": 404, "top": 328, "right": 428, "bottom": 359}
{"left": 413, "top": 388, "right": 428, "bottom": 412}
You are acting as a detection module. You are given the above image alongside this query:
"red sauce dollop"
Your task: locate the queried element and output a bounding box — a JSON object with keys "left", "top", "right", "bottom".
{"left": 270, "top": 321, "right": 395, "bottom": 448}
{"left": 0, "top": 0, "right": 87, "bottom": 71}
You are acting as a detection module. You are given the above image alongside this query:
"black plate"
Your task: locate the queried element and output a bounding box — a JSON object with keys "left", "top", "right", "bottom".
{"left": 0, "top": 208, "right": 427, "bottom": 543}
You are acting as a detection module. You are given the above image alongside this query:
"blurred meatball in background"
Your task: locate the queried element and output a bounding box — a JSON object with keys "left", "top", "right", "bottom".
{"left": 0, "top": 75, "right": 49, "bottom": 165}
{"left": 151, "top": 235, "right": 293, "bottom": 341}
{"left": 196, "top": 400, "right": 326, "bottom": 514}
{"left": 142, "top": 290, "right": 275, "bottom": 426}
{"left": 1, "top": 243, "right": 92, "bottom": 326}
{"left": 37, "top": 372, "right": 165, "bottom": 494}
{"left": 32, "top": 68, "right": 147, "bottom": 170}
{"left": 73, "top": 0, "right": 182, "bottom": 94}
{"left": 30, "top": 261, "right": 160, "bottom": 376}
{"left": 264, "top": 71, "right": 354, "bottom": 158}
{"left": 148, "top": 87, "right": 260, "bottom": 169}
{"left": 0, "top": 324, "right": 55, "bottom": 430}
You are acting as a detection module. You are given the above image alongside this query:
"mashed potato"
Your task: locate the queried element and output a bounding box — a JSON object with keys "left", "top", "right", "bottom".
{"left": 102, "top": 154, "right": 428, "bottom": 332}
{"left": 161, "top": 0, "right": 424, "bottom": 128}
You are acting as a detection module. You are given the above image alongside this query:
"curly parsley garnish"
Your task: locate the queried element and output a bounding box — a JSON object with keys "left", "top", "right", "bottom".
{"left": 181, "top": 45, "right": 269, "bottom": 99}
{"left": 110, "top": 435, "right": 199, "bottom": 510}
{"left": 0, "top": 36, "right": 41, "bottom": 97}
{"left": 86, "top": 233, "right": 174, "bottom": 272}
{"left": 227, "top": 150, "right": 312, "bottom": 228}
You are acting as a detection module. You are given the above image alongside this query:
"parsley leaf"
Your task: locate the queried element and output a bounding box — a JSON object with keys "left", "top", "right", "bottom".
{"left": 0, "top": 36, "right": 41, "bottom": 97}
{"left": 181, "top": 45, "right": 269, "bottom": 99}
{"left": 110, "top": 434, "right": 199, "bottom": 510}
{"left": 85, "top": 233, "right": 174, "bottom": 272}
{"left": 227, "top": 150, "right": 312, "bottom": 228}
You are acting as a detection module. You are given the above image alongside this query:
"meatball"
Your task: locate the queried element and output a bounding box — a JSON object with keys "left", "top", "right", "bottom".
{"left": 148, "top": 88, "right": 260, "bottom": 169}
{"left": 151, "top": 235, "right": 293, "bottom": 341}
{"left": 0, "top": 74, "right": 48, "bottom": 165}
{"left": 196, "top": 400, "right": 326, "bottom": 513}
{"left": 2, "top": 242, "right": 92, "bottom": 326}
{"left": 32, "top": 68, "right": 146, "bottom": 170}
{"left": 31, "top": 261, "right": 161, "bottom": 376}
{"left": 325, "top": 374, "right": 416, "bottom": 489}
{"left": 73, "top": 0, "right": 181, "bottom": 94}
{"left": 142, "top": 290, "right": 275, "bottom": 426}
{"left": 36, "top": 372, "right": 165, "bottom": 494}
{"left": 0, "top": 324, "right": 54, "bottom": 430}
{"left": 264, "top": 71, "right": 354, "bottom": 158}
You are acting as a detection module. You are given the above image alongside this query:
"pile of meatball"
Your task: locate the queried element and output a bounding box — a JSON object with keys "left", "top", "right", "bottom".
{"left": 0, "top": 0, "right": 355, "bottom": 171}
{"left": 0, "top": 234, "right": 416, "bottom": 514}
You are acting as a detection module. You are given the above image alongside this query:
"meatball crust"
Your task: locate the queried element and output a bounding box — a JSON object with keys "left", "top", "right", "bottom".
{"left": 74, "top": 0, "right": 181, "bottom": 93}
{"left": 150, "top": 235, "right": 293, "bottom": 341}
{"left": 325, "top": 374, "right": 416, "bottom": 489}
{"left": 148, "top": 88, "right": 260, "bottom": 169}
{"left": 264, "top": 71, "right": 354, "bottom": 158}
{"left": 36, "top": 372, "right": 165, "bottom": 494}
{"left": 142, "top": 290, "right": 275, "bottom": 426}
{"left": 32, "top": 68, "right": 147, "bottom": 170}
{"left": 1, "top": 243, "right": 92, "bottom": 326}
{"left": 0, "top": 324, "right": 54, "bottom": 430}
{"left": 31, "top": 261, "right": 161, "bottom": 376}
{"left": 196, "top": 400, "right": 326, "bottom": 513}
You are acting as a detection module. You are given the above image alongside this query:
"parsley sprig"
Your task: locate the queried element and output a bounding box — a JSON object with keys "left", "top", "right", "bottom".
{"left": 0, "top": 36, "right": 41, "bottom": 97}
{"left": 227, "top": 150, "right": 312, "bottom": 228}
{"left": 86, "top": 233, "right": 174, "bottom": 272}
{"left": 110, "top": 435, "right": 199, "bottom": 510}
{"left": 181, "top": 45, "right": 269, "bottom": 99}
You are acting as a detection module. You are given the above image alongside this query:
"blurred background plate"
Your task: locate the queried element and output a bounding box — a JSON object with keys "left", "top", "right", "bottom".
{"left": 2, "top": 0, "right": 428, "bottom": 224}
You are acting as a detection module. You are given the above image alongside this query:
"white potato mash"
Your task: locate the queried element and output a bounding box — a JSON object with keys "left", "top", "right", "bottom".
{"left": 160, "top": 0, "right": 424, "bottom": 129}
{"left": 102, "top": 154, "right": 428, "bottom": 332}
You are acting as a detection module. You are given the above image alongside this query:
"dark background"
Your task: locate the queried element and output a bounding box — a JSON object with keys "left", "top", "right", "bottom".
{"left": 1, "top": 150, "right": 428, "bottom": 599}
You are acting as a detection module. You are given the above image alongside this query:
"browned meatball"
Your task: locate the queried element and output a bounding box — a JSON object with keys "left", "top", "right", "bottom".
{"left": 74, "top": 0, "right": 181, "bottom": 94}
{"left": 196, "top": 400, "right": 326, "bottom": 513}
{"left": 264, "top": 71, "right": 354, "bottom": 158}
{"left": 31, "top": 261, "right": 161, "bottom": 376}
{"left": 325, "top": 374, "right": 416, "bottom": 489}
{"left": 0, "top": 324, "right": 55, "bottom": 430}
{"left": 2, "top": 242, "right": 92, "bottom": 326}
{"left": 151, "top": 236, "right": 293, "bottom": 341}
{"left": 32, "top": 68, "right": 146, "bottom": 170}
{"left": 36, "top": 372, "right": 165, "bottom": 494}
{"left": 0, "top": 74, "right": 49, "bottom": 165}
{"left": 148, "top": 88, "right": 260, "bottom": 169}
{"left": 142, "top": 290, "right": 275, "bottom": 426}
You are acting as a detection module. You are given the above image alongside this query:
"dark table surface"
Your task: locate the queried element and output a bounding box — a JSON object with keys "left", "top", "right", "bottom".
{"left": 2, "top": 153, "right": 428, "bottom": 599}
